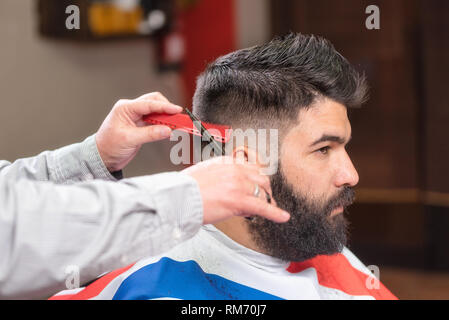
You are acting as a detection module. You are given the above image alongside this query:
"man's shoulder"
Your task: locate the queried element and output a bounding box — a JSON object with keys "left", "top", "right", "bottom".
{"left": 50, "top": 234, "right": 397, "bottom": 300}
{"left": 50, "top": 227, "right": 223, "bottom": 300}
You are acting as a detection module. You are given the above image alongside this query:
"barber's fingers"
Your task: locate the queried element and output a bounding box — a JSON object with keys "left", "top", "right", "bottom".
{"left": 241, "top": 174, "right": 275, "bottom": 207}
{"left": 136, "top": 92, "right": 170, "bottom": 102}
{"left": 240, "top": 176, "right": 278, "bottom": 215}
{"left": 244, "top": 172, "right": 272, "bottom": 197}
{"left": 238, "top": 196, "right": 290, "bottom": 223}
{"left": 120, "top": 99, "right": 183, "bottom": 122}
{"left": 131, "top": 124, "right": 173, "bottom": 145}
{"left": 193, "top": 158, "right": 273, "bottom": 200}
{"left": 132, "top": 99, "right": 182, "bottom": 115}
{"left": 233, "top": 162, "right": 274, "bottom": 199}
{"left": 253, "top": 184, "right": 274, "bottom": 205}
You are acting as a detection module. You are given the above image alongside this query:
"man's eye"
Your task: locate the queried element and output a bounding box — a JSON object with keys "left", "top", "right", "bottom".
{"left": 317, "top": 146, "right": 330, "bottom": 155}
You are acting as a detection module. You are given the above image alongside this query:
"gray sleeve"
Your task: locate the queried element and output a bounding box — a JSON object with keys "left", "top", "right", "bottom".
{"left": 0, "top": 135, "right": 118, "bottom": 184}
{"left": 0, "top": 139, "right": 204, "bottom": 300}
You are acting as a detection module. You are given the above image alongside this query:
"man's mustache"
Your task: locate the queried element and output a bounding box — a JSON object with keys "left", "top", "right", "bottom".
{"left": 326, "top": 187, "right": 355, "bottom": 215}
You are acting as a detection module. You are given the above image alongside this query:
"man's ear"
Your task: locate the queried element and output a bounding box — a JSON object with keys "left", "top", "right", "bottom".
{"left": 232, "top": 146, "right": 259, "bottom": 165}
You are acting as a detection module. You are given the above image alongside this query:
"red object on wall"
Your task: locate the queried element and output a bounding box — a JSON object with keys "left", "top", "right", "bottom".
{"left": 177, "top": 0, "right": 236, "bottom": 105}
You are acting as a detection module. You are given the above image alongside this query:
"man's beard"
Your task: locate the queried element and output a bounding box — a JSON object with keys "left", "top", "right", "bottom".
{"left": 246, "top": 165, "right": 355, "bottom": 262}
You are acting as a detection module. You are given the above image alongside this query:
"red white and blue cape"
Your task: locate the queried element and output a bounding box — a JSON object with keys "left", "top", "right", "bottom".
{"left": 51, "top": 225, "right": 397, "bottom": 300}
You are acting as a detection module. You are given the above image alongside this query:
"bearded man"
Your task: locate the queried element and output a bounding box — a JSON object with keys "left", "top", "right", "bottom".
{"left": 51, "top": 33, "right": 397, "bottom": 300}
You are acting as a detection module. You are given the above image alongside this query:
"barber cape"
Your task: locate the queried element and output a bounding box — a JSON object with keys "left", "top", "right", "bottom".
{"left": 51, "top": 225, "right": 397, "bottom": 300}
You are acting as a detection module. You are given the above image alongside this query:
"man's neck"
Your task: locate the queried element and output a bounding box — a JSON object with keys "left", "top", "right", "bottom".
{"left": 213, "top": 217, "right": 264, "bottom": 253}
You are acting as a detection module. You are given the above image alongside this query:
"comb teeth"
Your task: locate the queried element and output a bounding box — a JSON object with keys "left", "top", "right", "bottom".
{"left": 148, "top": 118, "right": 200, "bottom": 135}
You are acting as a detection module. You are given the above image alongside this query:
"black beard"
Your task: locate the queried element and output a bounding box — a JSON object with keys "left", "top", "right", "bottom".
{"left": 246, "top": 165, "right": 355, "bottom": 262}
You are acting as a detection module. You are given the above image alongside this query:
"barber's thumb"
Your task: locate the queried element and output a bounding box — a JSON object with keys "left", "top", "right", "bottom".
{"left": 133, "top": 125, "right": 172, "bottom": 145}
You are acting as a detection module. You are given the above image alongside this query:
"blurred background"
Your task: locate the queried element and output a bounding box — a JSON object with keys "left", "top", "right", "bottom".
{"left": 0, "top": 0, "right": 447, "bottom": 299}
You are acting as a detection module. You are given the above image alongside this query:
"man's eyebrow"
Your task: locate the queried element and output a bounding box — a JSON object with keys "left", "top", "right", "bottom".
{"left": 309, "top": 134, "right": 352, "bottom": 147}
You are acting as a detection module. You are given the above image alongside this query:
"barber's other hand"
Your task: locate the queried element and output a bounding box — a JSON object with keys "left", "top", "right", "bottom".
{"left": 182, "top": 157, "right": 291, "bottom": 225}
{"left": 96, "top": 92, "right": 182, "bottom": 172}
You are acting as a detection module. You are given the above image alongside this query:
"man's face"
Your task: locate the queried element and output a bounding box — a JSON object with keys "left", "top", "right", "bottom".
{"left": 281, "top": 97, "right": 359, "bottom": 207}
{"left": 247, "top": 98, "right": 359, "bottom": 262}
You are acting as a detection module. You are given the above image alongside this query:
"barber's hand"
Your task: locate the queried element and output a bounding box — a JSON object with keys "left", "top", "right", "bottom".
{"left": 96, "top": 92, "right": 183, "bottom": 172}
{"left": 182, "top": 157, "right": 290, "bottom": 225}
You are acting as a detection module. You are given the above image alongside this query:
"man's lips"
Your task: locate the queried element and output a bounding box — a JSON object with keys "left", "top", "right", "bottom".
{"left": 330, "top": 206, "right": 344, "bottom": 216}
{"left": 324, "top": 187, "right": 355, "bottom": 218}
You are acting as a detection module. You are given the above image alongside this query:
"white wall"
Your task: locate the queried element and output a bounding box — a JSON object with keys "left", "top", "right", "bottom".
{"left": 235, "top": 0, "right": 270, "bottom": 48}
{"left": 0, "top": 0, "right": 184, "bottom": 177}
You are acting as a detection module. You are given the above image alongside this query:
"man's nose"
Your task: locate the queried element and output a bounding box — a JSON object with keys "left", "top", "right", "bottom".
{"left": 335, "top": 151, "right": 359, "bottom": 188}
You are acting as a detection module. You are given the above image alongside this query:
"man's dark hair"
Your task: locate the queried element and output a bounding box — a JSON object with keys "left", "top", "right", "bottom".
{"left": 193, "top": 32, "right": 368, "bottom": 131}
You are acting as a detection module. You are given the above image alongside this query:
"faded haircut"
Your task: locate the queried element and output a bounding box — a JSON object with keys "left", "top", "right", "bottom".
{"left": 192, "top": 32, "right": 368, "bottom": 133}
